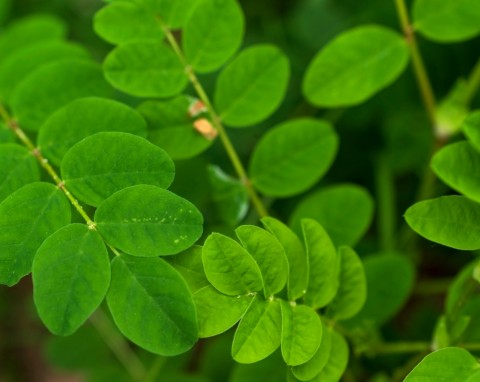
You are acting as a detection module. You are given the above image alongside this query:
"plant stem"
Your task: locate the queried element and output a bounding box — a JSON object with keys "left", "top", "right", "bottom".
{"left": 464, "top": 57, "right": 480, "bottom": 106}
{"left": 413, "top": 277, "right": 452, "bottom": 295}
{"left": 369, "top": 341, "right": 431, "bottom": 355}
{"left": 375, "top": 154, "right": 396, "bottom": 252}
{"left": 144, "top": 356, "right": 166, "bottom": 382}
{"left": 159, "top": 21, "right": 268, "bottom": 218}
{"left": 90, "top": 309, "right": 147, "bottom": 381}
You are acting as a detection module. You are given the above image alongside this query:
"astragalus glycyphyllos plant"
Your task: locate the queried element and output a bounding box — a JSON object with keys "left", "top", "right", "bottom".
{"left": 0, "top": 0, "right": 479, "bottom": 380}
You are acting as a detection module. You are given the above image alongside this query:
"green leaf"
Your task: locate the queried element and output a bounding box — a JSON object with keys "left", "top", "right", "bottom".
{"left": 404, "top": 347, "right": 480, "bottom": 381}
{"left": 405, "top": 195, "right": 480, "bottom": 250}
{"left": 347, "top": 253, "right": 415, "bottom": 326}
{"left": 202, "top": 232, "right": 263, "bottom": 296}
{"left": 280, "top": 302, "right": 322, "bottom": 366}
{"left": 0, "top": 121, "right": 14, "bottom": 143}
{"left": 235, "top": 225, "right": 289, "bottom": 298}
{"left": 462, "top": 111, "right": 480, "bottom": 152}
{"left": 292, "top": 323, "right": 332, "bottom": 381}
{"left": 0, "top": 14, "right": 66, "bottom": 59}
{"left": 0, "top": 0, "right": 10, "bottom": 25}
{"left": 303, "top": 25, "right": 409, "bottom": 107}
{"left": 327, "top": 246, "right": 367, "bottom": 321}
{"left": 62, "top": 132, "right": 174, "bottom": 207}
{"left": 432, "top": 141, "right": 480, "bottom": 203}
{"left": 261, "top": 217, "right": 308, "bottom": 302}
{"left": 104, "top": 40, "right": 188, "bottom": 98}
{"left": 149, "top": 0, "right": 199, "bottom": 28}
{"left": 413, "top": 0, "right": 480, "bottom": 43}
{"left": 138, "top": 96, "right": 213, "bottom": 160}
{"left": 38, "top": 97, "right": 147, "bottom": 167}
{"left": 0, "top": 143, "right": 40, "bottom": 202}
{"left": 249, "top": 118, "right": 338, "bottom": 197}
{"left": 0, "top": 182, "right": 71, "bottom": 286}
{"left": 194, "top": 285, "right": 254, "bottom": 338}
{"left": 302, "top": 219, "right": 339, "bottom": 309}
{"left": 0, "top": 41, "right": 89, "bottom": 102}
{"left": 232, "top": 296, "right": 282, "bottom": 363}
{"left": 11, "top": 59, "right": 112, "bottom": 131}
{"left": 183, "top": 0, "right": 244, "bottom": 73}
{"left": 165, "top": 245, "right": 209, "bottom": 293}
{"left": 208, "top": 165, "right": 249, "bottom": 226}
{"left": 107, "top": 254, "right": 198, "bottom": 355}
{"left": 312, "top": 330, "right": 349, "bottom": 382}
{"left": 214, "top": 44, "right": 290, "bottom": 127}
{"left": 95, "top": 185, "right": 203, "bottom": 256}
{"left": 32, "top": 224, "right": 110, "bottom": 336}
{"left": 290, "top": 184, "right": 374, "bottom": 247}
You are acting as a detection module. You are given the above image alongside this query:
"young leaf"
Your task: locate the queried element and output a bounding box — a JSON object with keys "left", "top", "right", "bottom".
{"left": 0, "top": 143, "right": 40, "bottom": 202}
{"left": 0, "top": 182, "right": 71, "bottom": 286}
{"left": 431, "top": 141, "right": 480, "bottom": 203}
{"left": 208, "top": 165, "right": 249, "bottom": 226}
{"left": 194, "top": 285, "right": 253, "bottom": 338}
{"left": 404, "top": 347, "right": 480, "bottom": 381}
{"left": 280, "top": 302, "right": 323, "bottom": 366}
{"left": 290, "top": 184, "right": 374, "bottom": 247}
{"left": 104, "top": 40, "right": 188, "bottom": 98}
{"left": 235, "top": 225, "right": 289, "bottom": 298}
{"left": 261, "top": 217, "right": 308, "bottom": 301}
{"left": 62, "top": 132, "right": 175, "bottom": 207}
{"left": 95, "top": 185, "right": 203, "bottom": 257}
{"left": 202, "top": 232, "right": 263, "bottom": 296}
{"left": 405, "top": 195, "right": 480, "bottom": 250}
{"left": 183, "top": 0, "right": 244, "bottom": 73}
{"left": 11, "top": 59, "right": 112, "bottom": 131}
{"left": 327, "top": 246, "right": 367, "bottom": 321}
{"left": 0, "top": 41, "right": 89, "bottom": 102}
{"left": 38, "top": 97, "right": 147, "bottom": 167}
{"left": 107, "top": 254, "right": 198, "bottom": 355}
{"left": 462, "top": 111, "right": 480, "bottom": 152}
{"left": 232, "top": 296, "right": 282, "bottom": 363}
{"left": 165, "top": 246, "right": 209, "bottom": 293}
{"left": 249, "top": 118, "right": 338, "bottom": 197}
{"left": 302, "top": 219, "right": 339, "bottom": 309}
{"left": 312, "top": 329, "right": 349, "bottom": 382}
{"left": 32, "top": 224, "right": 110, "bottom": 336}
{"left": 303, "top": 25, "right": 409, "bottom": 107}
{"left": 0, "top": 14, "right": 66, "bottom": 59}
{"left": 138, "top": 96, "right": 212, "bottom": 160}
{"left": 292, "top": 324, "right": 332, "bottom": 381}
{"left": 413, "top": 0, "right": 480, "bottom": 43}
{"left": 214, "top": 44, "right": 290, "bottom": 127}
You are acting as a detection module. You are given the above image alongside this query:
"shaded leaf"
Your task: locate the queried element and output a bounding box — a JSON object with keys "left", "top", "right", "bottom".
{"left": 312, "top": 329, "right": 349, "bottom": 381}
{"left": 462, "top": 111, "right": 480, "bottom": 152}
{"left": 165, "top": 245, "right": 209, "bottom": 293}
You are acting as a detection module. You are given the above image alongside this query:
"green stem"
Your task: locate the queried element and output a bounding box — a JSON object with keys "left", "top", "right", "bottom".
{"left": 90, "top": 309, "right": 147, "bottom": 381}
{"left": 160, "top": 21, "right": 268, "bottom": 218}
{"left": 446, "top": 274, "right": 479, "bottom": 332}
{"left": 375, "top": 155, "right": 396, "bottom": 252}
{"left": 369, "top": 341, "right": 431, "bottom": 355}
{"left": 413, "top": 277, "right": 452, "bottom": 295}
{"left": 144, "top": 356, "right": 166, "bottom": 382}
{"left": 464, "top": 57, "right": 480, "bottom": 106}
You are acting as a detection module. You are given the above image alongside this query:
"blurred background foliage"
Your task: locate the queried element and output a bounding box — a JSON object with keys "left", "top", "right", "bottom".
{"left": 0, "top": 0, "right": 479, "bottom": 381}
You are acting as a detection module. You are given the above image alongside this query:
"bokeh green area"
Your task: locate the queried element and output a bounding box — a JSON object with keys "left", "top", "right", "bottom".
{"left": 0, "top": 0, "right": 479, "bottom": 381}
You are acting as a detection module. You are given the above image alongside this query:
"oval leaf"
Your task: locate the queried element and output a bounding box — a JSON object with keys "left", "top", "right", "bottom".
{"left": 405, "top": 195, "right": 480, "bottom": 250}
{"left": 312, "top": 329, "right": 349, "bottom": 382}
{"left": 38, "top": 97, "right": 147, "bottom": 167}
{"left": 104, "top": 40, "right": 188, "bottom": 98}
{"left": 183, "top": 0, "right": 244, "bottom": 73}
{"left": 214, "top": 44, "right": 290, "bottom": 127}
{"left": 107, "top": 254, "right": 198, "bottom": 355}
{"left": 249, "top": 118, "right": 338, "bottom": 197}
{"left": 303, "top": 25, "right": 409, "bottom": 107}
{"left": 165, "top": 245, "right": 209, "bottom": 293}
{"left": 0, "top": 182, "right": 71, "bottom": 286}
{"left": 202, "top": 232, "right": 263, "bottom": 296}
{"left": 32, "top": 224, "right": 110, "bottom": 335}
{"left": 62, "top": 132, "right": 174, "bottom": 207}
{"left": 462, "top": 111, "right": 480, "bottom": 152}
{"left": 95, "top": 185, "right": 203, "bottom": 256}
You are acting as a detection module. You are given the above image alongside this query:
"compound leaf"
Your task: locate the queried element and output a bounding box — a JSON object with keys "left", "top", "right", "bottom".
{"left": 249, "top": 118, "right": 338, "bottom": 197}
{"left": 165, "top": 245, "right": 209, "bottom": 293}
{"left": 232, "top": 296, "right": 282, "bottom": 363}
{"left": 107, "top": 254, "right": 198, "bottom": 355}
{"left": 62, "top": 132, "right": 174, "bottom": 207}
{"left": 313, "top": 330, "right": 349, "bottom": 382}
{"left": 303, "top": 25, "right": 409, "bottom": 107}
{"left": 104, "top": 40, "right": 188, "bottom": 98}
{"left": 236, "top": 225, "right": 289, "bottom": 298}
{"left": 38, "top": 97, "right": 147, "bottom": 167}
{"left": 405, "top": 196, "right": 480, "bottom": 250}
{"left": 32, "top": 224, "right": 110, "bottom": 336}
{"left": 202, "top": 232, "right": 263, "bottom": 296}
{"left": 0, "top": 182, "right": 71, "bottom": 286}
{"left": 95, "top": 185, "right": 203, "bottom": 257}
{"left": 214, "top": 44, "right": 290, "bottom": 127}
{"left": 183, "top": 0, "right": 244, "bottom": 73}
